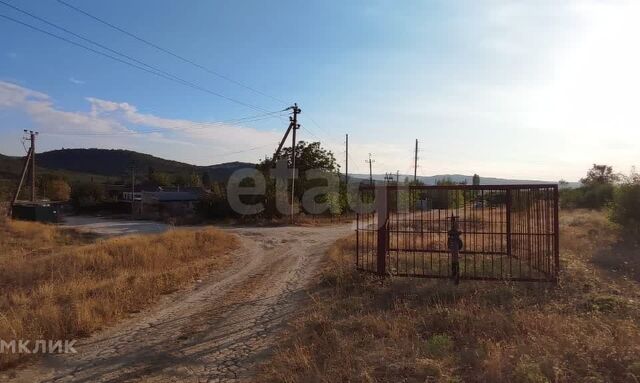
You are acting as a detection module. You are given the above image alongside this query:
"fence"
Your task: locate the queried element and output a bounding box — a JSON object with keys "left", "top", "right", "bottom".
{"left": 355, "top": 184, "right": 559, "bottom": 282}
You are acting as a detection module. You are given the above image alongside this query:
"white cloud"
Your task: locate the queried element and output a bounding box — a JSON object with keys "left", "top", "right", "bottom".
{"left": 68, "top": 77, "right": 85, "bottom": 85}
{"left": 0, "top": 81, "right": 128, "bottom": 135}
{"left": 0, "top": 81, "right": 282, "bottom": 165}
{"left": 84, "top": 97, "right": 281, "bottom": 148}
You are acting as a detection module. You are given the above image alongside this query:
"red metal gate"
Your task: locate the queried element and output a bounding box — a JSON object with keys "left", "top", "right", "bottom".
{"left": 355, "top": 184, "right": 559, "bottom": 282}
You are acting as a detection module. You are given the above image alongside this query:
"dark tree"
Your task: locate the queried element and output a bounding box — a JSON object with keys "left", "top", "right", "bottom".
{"left": 201, "top": 172, "right": 212, "bottom": 188}
{"left": 581, "top": 164, "right": 619, "bottom": 186}
{"left": 259, "top": 141, "right": 338, "bottom": 173}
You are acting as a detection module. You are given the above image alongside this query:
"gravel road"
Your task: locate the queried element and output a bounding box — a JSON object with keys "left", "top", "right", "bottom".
{"left": 6, "top": 224, "right": 353, "bottom": 383}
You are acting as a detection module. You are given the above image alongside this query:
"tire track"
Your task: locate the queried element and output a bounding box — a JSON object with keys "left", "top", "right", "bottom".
{"left": 6, "top": 224, "right": 352, "bottom": 383}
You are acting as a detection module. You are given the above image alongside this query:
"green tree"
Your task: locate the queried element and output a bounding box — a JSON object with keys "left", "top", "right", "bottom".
{"left": 173, "top": 172, "right": 201, "bottom": 188}
{"left": 610, "top": 168, "right": 640, "bottom": 237}
{"left": 472, "top": 174, "right": 480, "bottom": 186}
{"left": 47, "top": 179, "right": 71, "bottom": 201}
{"left": 71, "top": 182, "right": 105, "bottom": 207}
{"left": 259, "top": 141, "right": 338, "bottom": 173}
{"left": 581, "top": 164, "right": 619, "bottom": 186}
{"left": 149, "top": 171, "right": 172, "bottom": 187}
{"left": 257, "top": 141, "right": 340, "bottom": 216}
{"left": 561, "top": 165, "right": 618, "bottom": 209}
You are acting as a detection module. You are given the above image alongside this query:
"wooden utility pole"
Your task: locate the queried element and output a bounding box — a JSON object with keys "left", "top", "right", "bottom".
{"left": 9, "top": 130, "right": 38, "bottom": 217}
{"left": 130, "top": 164, "right": 136, "bottom": 215}
{"left": 345, "top": 133, "right": 348, "bottom": 185}
{"left": 365, "top": 153, "right": 375, "bottom": 186}
{"left": 289, "top": 104, "right": 301, "bottom": 222}
{"left": 414, "top": 139, "right": 418, "bottom": 183}
{"left": 29, "top": 131, "right": 37, "bottom": 202}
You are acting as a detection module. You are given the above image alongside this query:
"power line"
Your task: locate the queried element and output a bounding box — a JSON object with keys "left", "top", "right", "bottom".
{"left": 55, "top": 0, "right": 286, "bottom": 105}
{"left": 39, "top": 109, "right": 287, "bottom": 137}
{"left": 0, "top": 11, "right": 271, "bottom": 113}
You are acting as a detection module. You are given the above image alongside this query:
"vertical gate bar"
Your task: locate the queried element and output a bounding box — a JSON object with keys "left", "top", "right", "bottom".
{"left": 553, "top": 185, "right": 560, "bottom": 282}
{"left": 364, "top": 213, "right": 368, "bottom": 270}
{"left": 376, "top": 186, "right": 388, "bottom": 277}
{"left": 412, "top": 188, "right": 416, "bottom": 276}
{"left": 535, "top": 190, "right": 539, "bottom": 275}
{"left": 356, "top": 213, "right": 360, "bottom": 267}
{"left": 547, "top": 187, "right": 552, "bottom": 275}
{"left": 519, "top": 189, "right": 523, "bottom": 278}
{"left": 526, "top": 188, "right": 532, "bottom": 278}
{"left": 420, "top": 188, "right": 424, "bottom": 274}
{"left": 506, "top": 188, "right": 512, "bottom": 278}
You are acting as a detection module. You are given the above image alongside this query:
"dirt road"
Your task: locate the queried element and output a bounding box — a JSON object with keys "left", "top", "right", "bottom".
{"left": 7, "top": 224, "right": 353, "bottom": 383}
{"left": 61, "top": 216, "right": 173, "bottom": 236}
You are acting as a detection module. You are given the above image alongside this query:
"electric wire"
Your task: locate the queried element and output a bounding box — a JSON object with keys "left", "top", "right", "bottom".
{"left": 0, "top": 11, "right": 272, "bottom": 113}
{"left": 55, "top": 0, "right": 286, "bottom": 105}
{"left": 39, "top": 110, "right": 287, "bottom": 137}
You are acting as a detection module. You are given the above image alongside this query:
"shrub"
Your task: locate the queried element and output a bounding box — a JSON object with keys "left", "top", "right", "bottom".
{"left": 70, "top": 181, "right": 105, "bottom": 207}
{"left": 46, "top": 179, "right": 71, "bottom": 201}
{"left": 560, "top": 184, "right": 614, "bottom": 210}
{"left": 610, "top": 182, "right": 640, "bottom": 237}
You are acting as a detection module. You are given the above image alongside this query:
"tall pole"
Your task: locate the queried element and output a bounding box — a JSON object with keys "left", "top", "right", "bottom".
{"left": 131, "top": 165, "right": 135, "bottom": 215}
{"left": 290, "top": 103, "right": 301, "bottom": 222}
{"left": 10, "top": 132, "right": 33, "bottom": 215}
{"left": 414, "top": 139, "right": 418, "bottom": 183}
{"left": 366, "top": 153, "right": 375, "bottom": 186}
{"left": 396, "top": 170, "right": 399, "bottom": 184}
{"left": 30, "top": 131, "right": 37, "bottom": 202}
{"left": 345, "top": 133, "right": 349, "bottom": 185}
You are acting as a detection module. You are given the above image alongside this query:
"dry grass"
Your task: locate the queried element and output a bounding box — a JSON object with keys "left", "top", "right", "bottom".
{"left": 257, "top": 209, "right": 640, "bottom": 382}
{"left": 0, "top": 217, "right": 238, "bottom": 370}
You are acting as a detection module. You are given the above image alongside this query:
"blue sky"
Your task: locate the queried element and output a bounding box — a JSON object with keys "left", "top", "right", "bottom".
{"left": 1, "top": 0, "right": 639, "bottom": 181}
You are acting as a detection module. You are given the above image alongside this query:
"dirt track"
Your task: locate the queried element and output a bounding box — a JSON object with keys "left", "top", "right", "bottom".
{"left": 7, "top": 224, "right": 352, "bottom": 383}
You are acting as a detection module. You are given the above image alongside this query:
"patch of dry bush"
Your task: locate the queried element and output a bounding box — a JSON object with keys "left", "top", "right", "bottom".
{"left": 0, "top": 218, "right": 238, "bottom": 369}
{"left": 258, "top": 210, "right": 640, "bottom": 382}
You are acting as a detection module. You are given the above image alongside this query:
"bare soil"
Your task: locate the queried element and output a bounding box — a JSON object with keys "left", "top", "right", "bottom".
{"left": 4, "top": 224, "right": 352, "bottom": 383}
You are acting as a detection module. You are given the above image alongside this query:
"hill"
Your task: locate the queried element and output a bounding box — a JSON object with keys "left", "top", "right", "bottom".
{"left": 24, "top": 149, "right": 254, "bottom": 181}
{"left": 3, "top": 149, "right": 578, "bottom": 188}
{"left": 352, "top": 173, "right": 579, "bottom": 187}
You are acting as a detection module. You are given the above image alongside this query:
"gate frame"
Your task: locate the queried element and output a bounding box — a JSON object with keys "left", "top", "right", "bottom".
{"left": 358, "top": 184, "right": 560, "bottom": 283}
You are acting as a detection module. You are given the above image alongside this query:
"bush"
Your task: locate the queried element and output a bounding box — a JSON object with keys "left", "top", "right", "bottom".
{"left": 46, "top": 179, "right": 71, "bottom": 201}
{"left": 610, "top": 182, "right": 640, "bottom": 237}
{"left": 560, "top": 184, "right": 614, "bottom": 210}
{"left": 71, "top": 182, "right": 105, "bottom": 208}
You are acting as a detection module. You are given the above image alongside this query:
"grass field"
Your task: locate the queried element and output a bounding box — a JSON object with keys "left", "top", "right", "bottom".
{"left": 0, "top": 218, "right": 238, "bottom": 370}
{"left": 257, "top": 209, "right": 640, "bottom": 382}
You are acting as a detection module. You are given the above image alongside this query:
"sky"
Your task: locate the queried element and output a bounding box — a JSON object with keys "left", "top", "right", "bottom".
{"left": 1, "top": 0, "right": 639, "bottom": 181}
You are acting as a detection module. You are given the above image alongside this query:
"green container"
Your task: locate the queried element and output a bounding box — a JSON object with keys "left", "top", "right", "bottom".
{"left": 11, "top": 202, "right": 60, "bottom": 223}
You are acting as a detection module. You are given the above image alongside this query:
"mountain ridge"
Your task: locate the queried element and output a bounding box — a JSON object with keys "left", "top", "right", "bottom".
{"left": 2, "top": 149, "right": 578, "bottom": 185}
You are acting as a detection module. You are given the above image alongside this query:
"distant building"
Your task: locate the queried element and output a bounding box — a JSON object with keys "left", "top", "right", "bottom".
{"left": 139, "top": 190, "right": 204, "bottom": 219}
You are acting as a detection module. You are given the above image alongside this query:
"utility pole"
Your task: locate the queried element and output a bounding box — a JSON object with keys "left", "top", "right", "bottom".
{"left": 414, "top": 139, "right": 418, "bottom": 183}
{"left": 271, "top": 103, "right": 301, "bottom": 222}
{"left": 29, "top": 130, "right": 37, "bottom": 202}
{"left": 365, "top": 153, "right": 375, "bottom": 186}
{"left": 130, "top": 164, "right": 135, "bottom": 215}
{"left": 9, "top": 130, "right": 37, "bottom": 216}
{"left": 290, "top": 104, "right": 301, "bottom": 222}
{"left": 345, "top": 133, "right": 349, "bottom": 185}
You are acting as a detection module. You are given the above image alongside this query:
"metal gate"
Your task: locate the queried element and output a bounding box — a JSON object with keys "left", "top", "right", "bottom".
{"left": 355, "top": 184, "right": 559, "bottom": 282}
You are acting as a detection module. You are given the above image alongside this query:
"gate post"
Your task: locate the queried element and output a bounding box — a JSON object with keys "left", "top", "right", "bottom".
{"left": 448, "top": 214, "right": 462, "bottom": 284}
{"left": 553, "top": 185, "right": 560, "bottom": 283}
{"left": 375, "top": 185, "right": 389, "bottom": 277}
